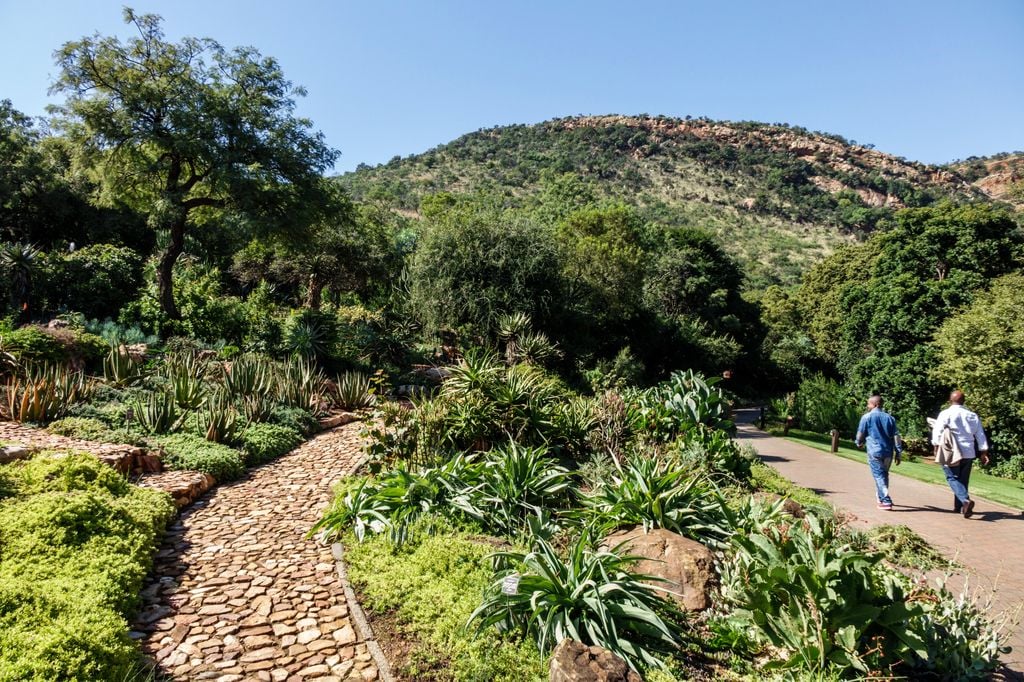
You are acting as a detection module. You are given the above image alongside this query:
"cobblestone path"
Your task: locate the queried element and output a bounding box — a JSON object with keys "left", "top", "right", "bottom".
{"left": 133, "top": 424, "right": 379, "bottom": 681}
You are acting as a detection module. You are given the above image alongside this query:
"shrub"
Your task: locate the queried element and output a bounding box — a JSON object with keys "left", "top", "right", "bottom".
{"left": 39, "top": 244, "right": 142, "bottom": 319}
{"left": 269, "top": 405, "right": 320, "bottom": 437}
{"left": 794, "top": 374, "right": 859, "bottom": 435}
{"left": 470, "top": 533, "right": 684, "bottom": 672}
{"left": 47, "top": 416, "right": 143, "bottom": 446}
{"left": 1, "top": 325, "right": 107, "bottom": 369}
{"left": 671, "top": 425, "right": 754, "bottom": 482}
{"left": 0, "top": 454, "right": 173, "bottom": 680}
{"left": 240, "top": 423, "right": 303, "bottom": 465}
{"left": 151, "top": 433, "right": 245, "bottom": 481}
{"left": 719, "top": 514, "right": 927, "bottom": 676}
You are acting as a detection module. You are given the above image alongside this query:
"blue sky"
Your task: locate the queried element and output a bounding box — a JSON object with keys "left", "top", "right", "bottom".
{"left": 1, "top": 0, "right": 1022, "bottom": 172}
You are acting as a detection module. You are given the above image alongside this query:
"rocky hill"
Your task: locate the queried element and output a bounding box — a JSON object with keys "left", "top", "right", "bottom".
{"left": 947, "top": 152, "right": 1024, "bottom": 208}
{"left": 338, "top": 115, "right": 998, "bottom": 286}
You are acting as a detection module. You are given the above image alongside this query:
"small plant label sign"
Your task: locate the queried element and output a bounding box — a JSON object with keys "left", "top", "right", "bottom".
{"left": 501, "top": 573, "right": 521, "bottom": 596}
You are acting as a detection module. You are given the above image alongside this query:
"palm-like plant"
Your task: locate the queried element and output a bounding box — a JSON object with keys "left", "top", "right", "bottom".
{"left": 470, "top": 534, "right": 683, "bottom": 671}
{"left": 0, "top": 242, "right": 40, "bottom": 314}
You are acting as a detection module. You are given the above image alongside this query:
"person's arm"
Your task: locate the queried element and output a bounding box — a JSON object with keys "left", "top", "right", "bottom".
{"left": 930, "top": 412, "right": 944, "bottom": 448}
{"left": 893, "top": 420, "right": 903, "bottom": 464}
{"left": 855, "top": 415, "right": 867, "bottom": 448}
{"left": 973, "top": 414, "right": 990, "bottom": 465}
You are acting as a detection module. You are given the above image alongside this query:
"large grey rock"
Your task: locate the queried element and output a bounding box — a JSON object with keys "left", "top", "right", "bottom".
{"left": 549, "top": 639, "right": 640, "bottom": 682}
{"left": 603, "top": 526, "right": 716, "bottom": 611}
{"left": 0, "top": 445, "right": 34, "bottom": 464}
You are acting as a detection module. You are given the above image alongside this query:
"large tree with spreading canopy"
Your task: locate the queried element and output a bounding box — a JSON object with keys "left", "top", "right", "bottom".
{"left": 50, "top": 8, "right": 340, "bottom": 320}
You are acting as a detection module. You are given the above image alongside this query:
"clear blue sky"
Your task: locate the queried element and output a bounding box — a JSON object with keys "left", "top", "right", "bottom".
{"left": 1, "top": 0, "right": 1022, "bottom": 172}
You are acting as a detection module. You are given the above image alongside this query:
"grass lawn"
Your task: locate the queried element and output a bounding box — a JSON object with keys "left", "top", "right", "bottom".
{"left": 770, "top": 428, "right": 1024, "bottom": 511}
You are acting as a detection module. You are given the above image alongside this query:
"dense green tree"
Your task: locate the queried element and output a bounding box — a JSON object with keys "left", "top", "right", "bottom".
{"left": 798, "top": 203, "right": 1022, "bottom": 431}
{"left": 558, "top": 204, "right": 645, "bottom": 330}
{"left": 50, "top": 8, "right": 339, "bottom": 320}
{"left": 232, "top": 195, "right": 398, "bottom": 310}
{"left": 409, "top": 201, "right": 562, "bottom": 338}
{"left": 933, "top": 273, "right": 1024, "bottom": 456}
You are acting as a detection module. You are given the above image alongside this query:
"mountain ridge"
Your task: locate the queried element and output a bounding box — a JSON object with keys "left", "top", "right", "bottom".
{"left": 338, "top": 114, "right": 1014, "bottom": 286}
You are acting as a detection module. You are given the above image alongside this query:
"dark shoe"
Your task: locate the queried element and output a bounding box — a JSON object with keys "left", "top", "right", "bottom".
{"left": 963, "top": 500, "right": 975, "bottom": 518}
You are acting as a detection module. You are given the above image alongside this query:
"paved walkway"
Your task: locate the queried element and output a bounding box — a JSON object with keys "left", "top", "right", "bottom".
{"left": 133, "top": 424, "right": 379, "bottom": 681}
{"left": 736, "top": 410, "right": 1024, "bottom": 676}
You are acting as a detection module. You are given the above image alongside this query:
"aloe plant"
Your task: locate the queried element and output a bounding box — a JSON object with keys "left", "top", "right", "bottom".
{"left": 241, "top": 392, "right": 276, "bottom": 424}
{"left": 102, "top": 344, "right": 146, "bottom": 387}
{"left": 470, "top": 533, "right": 683, "bottom": 672}
{"left": 133, "top": 390, "right": 181, "bottom": 434}
{"left": 275, "top": 356, "right": 325, "bottom": 413}
{"left": 1, "top": 363, "right": 92, "bottom": 423}
{"left": 198, "top": 389, "right": 240, "bottom": 444}
{"left": 223, "top": 353, "right": 275, "bottom": 399}
{"left": 331, "top": 370, "right": 375, "bottom": 410}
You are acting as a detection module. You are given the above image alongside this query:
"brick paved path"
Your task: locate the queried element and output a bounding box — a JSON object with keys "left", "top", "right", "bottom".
{"left": 133, "top": 424, "right": 379, "bottom": 681}
{"left": 736, "top": 410, "right": 1024, "bottom": 677}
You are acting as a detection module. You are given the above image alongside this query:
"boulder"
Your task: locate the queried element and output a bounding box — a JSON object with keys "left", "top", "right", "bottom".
{"left": 602, "top": 526, "right": 716, "bottom": 611}
{"left": 0, "top": 444, "right": 34, "bottom": 464}
{"left": 549, "top": 639, "right": 640, "bottom": 682}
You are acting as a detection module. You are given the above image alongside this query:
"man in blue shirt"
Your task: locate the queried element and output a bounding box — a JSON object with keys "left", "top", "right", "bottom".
{"left": 855, "top": 395, "right": 902, "bottom": 510}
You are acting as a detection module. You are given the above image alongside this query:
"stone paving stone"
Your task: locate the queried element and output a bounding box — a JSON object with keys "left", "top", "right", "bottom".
{"left": 134, "top": 425, "right": 379, "bottom": 681}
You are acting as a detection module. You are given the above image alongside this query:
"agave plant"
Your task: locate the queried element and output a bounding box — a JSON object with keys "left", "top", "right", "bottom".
{"left": 312, "top": 453, "right": 483, "bottom": 545}
{"left": 460, "top": 442, "right": 574, "bottom": 537}
{"left": 583, "top": 457, "right": 731, "bottom": 547}
{"left": 133, "top": 390, "right": 182, "bottom": 434}
{"left": 275, "top": 356, "right": 326, "bottom": 413}
{"left": 223, "top": 353, "right": 275, "bottom": 399}
{"left": 241, "top": 392, "right": 276, "bottom": 424}
{"left": 103, "top": 344, "right": 146, "bottom": 387}
{"left": 469, "top": 533, "right": 684, "bottom": 672}
{"left": 1, "top": 363, "right": 92, "bottom": 423}
{"left": 198, "top": 389, "right": 240, "bottom": 444}
{"left": 331, "top": 370, "right": 376, "bottom": 410}
{"left": 627, "top": 369, "right": 733, "bottom": 441}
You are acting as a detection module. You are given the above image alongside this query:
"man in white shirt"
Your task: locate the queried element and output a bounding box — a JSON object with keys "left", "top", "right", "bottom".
{"left": 931, "top": 390, "right": 990, "bottom": 518}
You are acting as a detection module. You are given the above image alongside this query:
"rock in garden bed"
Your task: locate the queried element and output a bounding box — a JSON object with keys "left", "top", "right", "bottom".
{"left": 602, "top": 526, "right": 717, "bottom": 612}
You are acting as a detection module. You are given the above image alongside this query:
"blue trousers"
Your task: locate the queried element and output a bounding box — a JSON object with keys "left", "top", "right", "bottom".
{"left": 868, "top": 454, "right": 893, "bottom": 504}
{"left": 942, "top": 459, "right": 974, "bottom": 510}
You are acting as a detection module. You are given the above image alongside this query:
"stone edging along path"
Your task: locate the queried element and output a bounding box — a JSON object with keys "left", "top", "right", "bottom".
{"left": 132, "top": 423, "right": 392, "bottom": 681}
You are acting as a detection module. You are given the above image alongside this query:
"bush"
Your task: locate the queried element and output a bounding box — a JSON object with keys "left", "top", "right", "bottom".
{"left": 626, "top": 369, "right": 733, "bottom": 441}
{"left": 0, "top": 453, "right": 174, "bottom": 680}
{"left": 240, "top": 423, "right": 303, "bottom": 465}
{"left": 151, "top": 433, "right": 245, "bottom": 481}
{"left": 269, "top": 405, "right": 320, "bottom": 436}
{"left": 1, "top": 325, "right": 107, "bottom": 369}
{"left": 47, "top": 416, "right": 143, "bottom": 446}
{"left": 39, "top": 244, "right": 142, "bottom": 319}
{"left": 720, "top": 513, "right": 927, "bottom": 676}
{"left": 794, "top": 374, "right": 860, "bottom": 435}
{"left": 345, "top": 523, "right": 547, "bottom": 681}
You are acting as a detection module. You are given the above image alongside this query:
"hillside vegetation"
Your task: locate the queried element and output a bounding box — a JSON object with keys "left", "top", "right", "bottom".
{"left": 339, "top": 115, "right": 989, "bottom": 286}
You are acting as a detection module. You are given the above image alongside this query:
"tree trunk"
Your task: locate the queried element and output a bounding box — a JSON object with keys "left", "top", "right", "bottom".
{"left": 157, "top": 219, "right": 186, "bottom": 320}
{"left": 306, "top": 275, "right": 325, "bottom": 311}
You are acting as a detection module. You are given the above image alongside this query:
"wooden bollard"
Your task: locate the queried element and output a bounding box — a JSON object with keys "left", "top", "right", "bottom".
{"left": 830, "top": 429, "right": 840, "bottom": 453}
